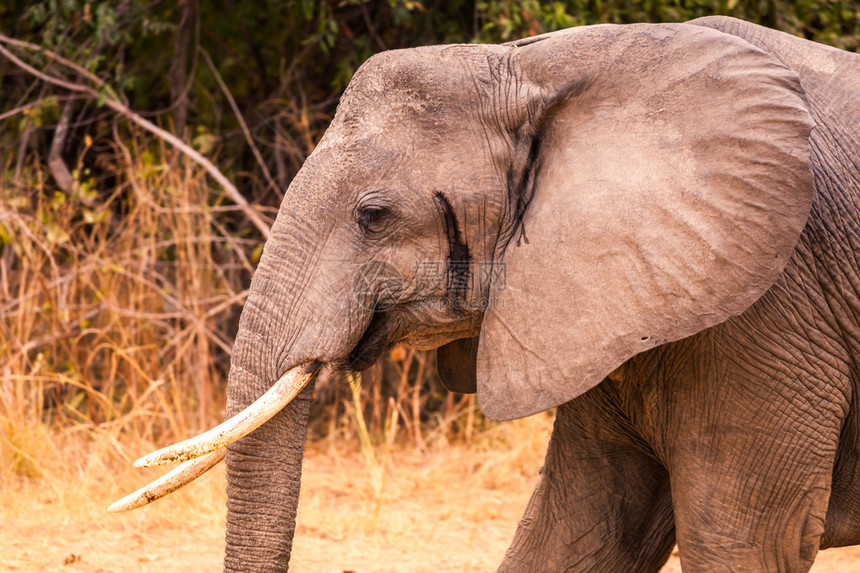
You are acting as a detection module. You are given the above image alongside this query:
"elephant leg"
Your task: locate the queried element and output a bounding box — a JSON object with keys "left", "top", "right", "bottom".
{"left": 664, "top": 331, "right": 848, "bottom": 572}
{"left": 669, "top": 425, "right": 834, "bottom": 573}
{"left": 499, "top": 391, "right": 676, "bottom": 573}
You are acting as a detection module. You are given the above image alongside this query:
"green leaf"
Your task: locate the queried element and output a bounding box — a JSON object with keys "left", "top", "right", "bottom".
{"left": 192, "top": 133, "right": 218, "bottom": 155}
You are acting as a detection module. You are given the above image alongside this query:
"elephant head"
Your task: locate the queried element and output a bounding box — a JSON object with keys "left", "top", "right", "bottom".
{"left": 112, "top": 22, "right": 814, "bottom": 571}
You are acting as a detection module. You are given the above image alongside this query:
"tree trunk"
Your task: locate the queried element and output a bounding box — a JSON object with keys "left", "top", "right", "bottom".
{"left": 48, "top": 99, "right": 75, "bottom": 193}
{"left": 169, "top": 0, "right": 196, "bottom": 139}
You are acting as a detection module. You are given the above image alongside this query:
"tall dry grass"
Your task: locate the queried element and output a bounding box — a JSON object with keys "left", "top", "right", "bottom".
{"left": 1, "top": 125, "right": 250, "bottom": 504}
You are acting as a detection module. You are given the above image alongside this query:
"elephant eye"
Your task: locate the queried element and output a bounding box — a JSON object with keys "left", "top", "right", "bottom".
{"left": 357, "top": 205, "right": 387, "bottom": 234}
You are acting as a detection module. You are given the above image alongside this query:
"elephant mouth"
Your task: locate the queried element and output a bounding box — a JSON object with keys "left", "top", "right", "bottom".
{"left": 348, "top": 307, "right": 392, "bottom": 371}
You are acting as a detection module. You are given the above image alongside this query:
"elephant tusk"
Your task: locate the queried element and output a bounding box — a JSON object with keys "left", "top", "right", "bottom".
{"left": 107, "top": 449, "right": 226, "bottom": 513}
{"left": 134, "top": 361, "right": 321, "bottom": 468}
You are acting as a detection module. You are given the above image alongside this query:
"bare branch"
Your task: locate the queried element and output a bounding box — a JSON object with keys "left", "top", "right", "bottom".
{"left": 0, "top": 94, "right": 81, "bottom": 123}
{"left": 169, "top": 0, "right": 197, "bottom": 138}
{"left": 0, "top": 38, "right": 272, "bottom": 238}
{"left": 14, "top": 121, "right": 33, "bottom": 185}
{"left": 200, "top": 48, "right": 282, "bottom": 199}
{"left": 0, "top": 31, "right": 107, "bottom": 90}
{"left": 0, "top": 41, "right": 92, "bottom": 93}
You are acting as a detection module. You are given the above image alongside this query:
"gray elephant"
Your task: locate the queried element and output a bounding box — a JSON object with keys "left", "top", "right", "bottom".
{"left": 112, "top": 16, "right": 860, "bottom": 573}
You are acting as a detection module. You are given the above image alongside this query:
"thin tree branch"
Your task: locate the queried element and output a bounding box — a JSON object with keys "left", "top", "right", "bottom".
{"left": 0, "top": 38, "right": 272, "bottom": 238}
{"left": 0, "top": 94, "right": 83, "bottom": 123}
{"left": 360, "top": 2, "right": 388, "bottom": 51}
{"left": 14, "top": 121, "right": 33, "bottom": 185}
{"left": 0, "top": 41, "right": 91, "bottom": 93}
{"left": 13, "top": 83, "right": 47, "bottom": 185}
{"left": 200, "top": 48, "right": 282, "bottom": 199}
{"left": 0, "top": 31, "right": 108, "bottom": 90}
{"left": 139, "top": 3, "right": 201, "bottom": 118}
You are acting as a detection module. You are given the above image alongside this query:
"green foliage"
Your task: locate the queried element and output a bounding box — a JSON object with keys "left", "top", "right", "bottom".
{"left": 472, "top": 0, "right": 860, "bottom": 48}
{"left": 22, "top": 0, "right": 174, "bottom": 95}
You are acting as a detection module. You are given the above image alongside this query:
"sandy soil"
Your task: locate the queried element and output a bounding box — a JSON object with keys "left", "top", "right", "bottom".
{"left": 2, "top": 438, "right": 860, "bottom": 572}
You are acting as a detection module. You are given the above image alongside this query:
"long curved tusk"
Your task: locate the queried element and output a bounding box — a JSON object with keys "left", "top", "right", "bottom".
{"left": 108, "top": 449, "right": 226, "bottom": 513}
{"left": 134, "top": 361, "right": 320, "bottom": 468}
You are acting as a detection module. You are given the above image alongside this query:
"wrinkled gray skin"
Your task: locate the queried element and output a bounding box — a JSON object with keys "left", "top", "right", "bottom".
{"left": 224, "top": 17, "right": 860, "bottom": 572}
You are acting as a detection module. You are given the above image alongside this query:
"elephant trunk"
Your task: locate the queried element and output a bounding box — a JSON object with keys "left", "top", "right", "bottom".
{"left": 223, "top": 367, "right": 315, "bottom": 572}
{"left": 219, "top": 297, "right": 310, "bottom": 569}
{"left": 222, "top": 240, "right": 328, "bottom": 572}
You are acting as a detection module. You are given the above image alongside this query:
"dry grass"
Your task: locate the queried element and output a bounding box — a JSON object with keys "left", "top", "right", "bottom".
{"left": 0, "top": 408, "right": 553, "bottom": 572}
{"left": 3, "top": 413, "right": 860, "bottom": 572}
{"left": 1, "top": 128, "right": 246, "bottom": 476}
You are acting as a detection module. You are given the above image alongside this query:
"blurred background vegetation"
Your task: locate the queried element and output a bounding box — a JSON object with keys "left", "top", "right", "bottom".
{"left": 1, "top": 0, "right": 858, "bottom": 480}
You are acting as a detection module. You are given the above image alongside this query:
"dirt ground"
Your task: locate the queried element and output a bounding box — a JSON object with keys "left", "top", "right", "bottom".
{"left": 2, "top": 434, "right": 860, "bottom": 572}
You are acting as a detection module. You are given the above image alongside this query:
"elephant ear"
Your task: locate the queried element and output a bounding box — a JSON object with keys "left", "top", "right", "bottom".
{"left": 476, "top": 23, "right": 815, "bottom": 421}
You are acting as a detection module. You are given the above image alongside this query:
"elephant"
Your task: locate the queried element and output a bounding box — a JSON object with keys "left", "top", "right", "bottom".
{"left": 111, "top": 15, "right": 860, "bottom": 573}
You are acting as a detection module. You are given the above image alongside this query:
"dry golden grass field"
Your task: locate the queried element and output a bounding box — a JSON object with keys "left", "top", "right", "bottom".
{"left": 2, "top": 413, "right": 860, "bottom": 573}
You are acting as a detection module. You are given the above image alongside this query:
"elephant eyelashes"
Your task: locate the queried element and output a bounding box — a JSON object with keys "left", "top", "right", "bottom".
{"left": 357, "top": 205, "right": 388, "bottom": 234}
